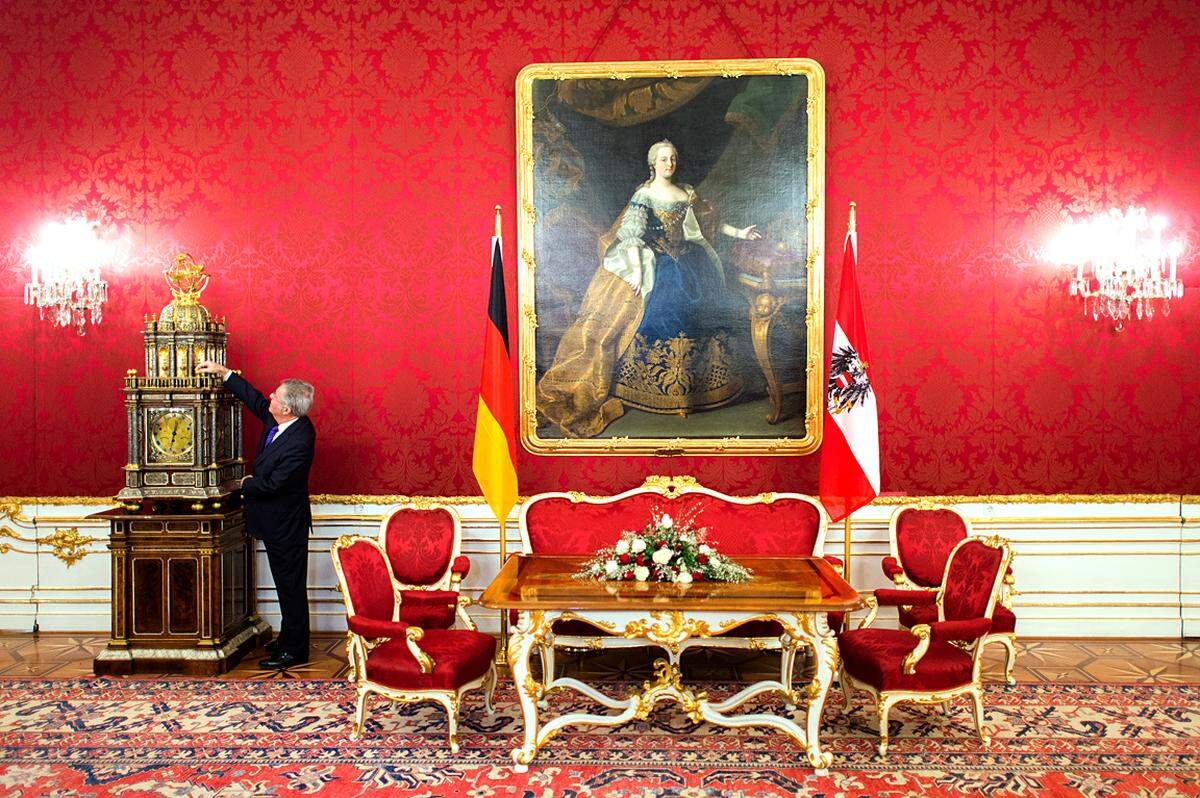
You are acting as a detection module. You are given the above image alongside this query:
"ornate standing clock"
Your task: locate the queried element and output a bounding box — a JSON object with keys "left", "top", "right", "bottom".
{"left": 117, "top": 253, "right": 243, "bottom": 503}
{"left": 97, "top": 252, "right": 268, "bottom": 676}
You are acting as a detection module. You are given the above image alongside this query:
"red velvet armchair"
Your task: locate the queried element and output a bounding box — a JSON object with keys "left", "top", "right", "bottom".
{"left": 838, "top": 535, "right": 1013, "bottom": 756}
{"left": 379, "top": 503, "right": 475, "bottom": 632}
{"left": 883, "top": 504, "right": 1018, "bottom": 684}
{"left": 331, "top": 535, "right": 496, "bottom": 750}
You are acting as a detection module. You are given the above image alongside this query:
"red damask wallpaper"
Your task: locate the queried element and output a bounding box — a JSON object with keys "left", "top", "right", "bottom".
{"left": 0, "top": 0, "right": 1197, "bottom": 497}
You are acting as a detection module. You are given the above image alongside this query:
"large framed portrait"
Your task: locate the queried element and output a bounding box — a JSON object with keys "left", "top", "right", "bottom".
{"left": 516, "top": 58, "right": 825, "bottom": 456}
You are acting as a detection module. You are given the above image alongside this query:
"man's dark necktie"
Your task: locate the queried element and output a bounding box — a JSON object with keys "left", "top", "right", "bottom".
{"left": 265, "top": 425, "right": 280, "bottom": 447}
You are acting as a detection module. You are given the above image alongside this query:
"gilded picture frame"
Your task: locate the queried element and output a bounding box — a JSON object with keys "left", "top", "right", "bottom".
{"left": 517, "top": 58, "right": 825, "bottom": 456}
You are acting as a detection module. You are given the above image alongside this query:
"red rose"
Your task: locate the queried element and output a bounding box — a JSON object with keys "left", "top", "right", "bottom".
{"left": 618, "top": 553, "right": 631, "bottom": 564}
{"left": 636, "top": 554, "right": 645, "bottom": 565}
{"left": 622, "top": 570, "right": 633, "bottom": 580}
{"left": 693, "top": 572, "right": 704, "bottom": 582}
{"left": 698, "top": 554, "right": 709, "bottom": 564}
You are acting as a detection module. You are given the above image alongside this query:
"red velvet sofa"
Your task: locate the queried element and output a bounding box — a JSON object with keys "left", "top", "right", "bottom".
{"left": 517, "top": 475, "right": 839, "bottom": 684}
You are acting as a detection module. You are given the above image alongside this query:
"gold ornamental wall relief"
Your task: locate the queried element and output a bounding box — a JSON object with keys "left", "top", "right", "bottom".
{"left": 517, "top": 58, "right": 826, "bottom": 456}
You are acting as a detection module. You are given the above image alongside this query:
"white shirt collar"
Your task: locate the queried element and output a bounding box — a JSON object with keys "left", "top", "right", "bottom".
{"left": 271, "top": 417, "right": 300, "bottom": 441}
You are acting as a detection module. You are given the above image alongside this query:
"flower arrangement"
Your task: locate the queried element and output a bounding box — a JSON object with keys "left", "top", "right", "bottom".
{"left": 575, "top": 511, "right": 752, "bottom": 585}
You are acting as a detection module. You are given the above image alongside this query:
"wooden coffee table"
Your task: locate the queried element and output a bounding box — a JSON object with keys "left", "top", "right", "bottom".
{"left": 480, "top": 554, "right": 862, "bottom": 771}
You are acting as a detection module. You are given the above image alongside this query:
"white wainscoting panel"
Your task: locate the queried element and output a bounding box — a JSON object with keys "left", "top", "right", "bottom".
{"left": 1, "top": 496, "right": 1191, "bottom": 638}
{"left": 1183, "top": 498, "right": 1199, "bottom": 638}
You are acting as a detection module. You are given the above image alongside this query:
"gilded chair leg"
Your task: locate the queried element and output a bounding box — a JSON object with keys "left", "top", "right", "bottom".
{"left": 483, "top": 663, "right": 497, "bottom": 715}
{"left": 1001, "top": 635, "right": 1017, "bottom": 686}
{"left": 434, "top": 693, "right": 461, "bottom": 753}
{"left": 969, "top": 687, "right": 990, "bottom": 746}
{"left": 351, "top": 687, "right": 369, "bottom": 741}
{"left": 839, "top": 667, "right": 854, "bottom": 713}
{"left": 877, "top": 698, "right": 893, "bottom": 757}
{"left": 941, "top": 700, "right": 952, "bottom": 716}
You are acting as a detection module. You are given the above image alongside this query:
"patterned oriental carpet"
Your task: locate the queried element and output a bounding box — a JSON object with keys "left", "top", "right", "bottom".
{"left": 0, "top": 679, "right": 1197, "bottom": 797}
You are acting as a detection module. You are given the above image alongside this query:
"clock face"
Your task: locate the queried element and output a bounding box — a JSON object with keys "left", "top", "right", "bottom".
{"left": 149, "top": 410, "right": 194, "bottom": 463}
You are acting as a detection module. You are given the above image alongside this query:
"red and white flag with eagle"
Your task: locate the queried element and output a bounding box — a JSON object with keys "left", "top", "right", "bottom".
{"left": 819, "top": 207, "right": 880, "bottom": 522}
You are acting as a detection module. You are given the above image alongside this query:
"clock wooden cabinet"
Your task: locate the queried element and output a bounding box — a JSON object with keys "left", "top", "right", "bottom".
{"left": 97, "top": 254, "right": 267, "bottom": 675}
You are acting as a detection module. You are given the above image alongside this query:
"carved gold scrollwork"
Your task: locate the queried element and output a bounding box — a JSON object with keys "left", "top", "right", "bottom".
{"left": 631, "top": 660, "right": 707, "bottom": 723}
{"left": 0, "top": 513, "right": 102, "bottom": 567}
{"left": 621, "top": 611, "right": 712, "bottom": 652}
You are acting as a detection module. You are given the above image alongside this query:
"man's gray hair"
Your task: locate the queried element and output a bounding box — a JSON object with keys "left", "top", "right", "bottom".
{"left": 279, "top": 378, "right": 315, "bottom": 417}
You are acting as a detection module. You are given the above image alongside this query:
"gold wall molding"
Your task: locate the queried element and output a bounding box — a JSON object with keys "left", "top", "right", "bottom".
{"left": 1, "top": 492, "right": 1188, "bottom": 506}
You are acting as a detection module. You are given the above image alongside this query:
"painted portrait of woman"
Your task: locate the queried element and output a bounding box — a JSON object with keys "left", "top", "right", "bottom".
{"left": 537, "top": 139, "right": 762, "bottom": 437}
{"left": 518, "top": 60, "right": 826, "bottom": 455}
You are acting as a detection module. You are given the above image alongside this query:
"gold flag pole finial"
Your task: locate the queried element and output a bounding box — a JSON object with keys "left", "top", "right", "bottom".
{"left": 848, "top": 201, "right": 857, "bottom": 234}
{"left": 494, "top": 205, "right": 502, "bottom": 238}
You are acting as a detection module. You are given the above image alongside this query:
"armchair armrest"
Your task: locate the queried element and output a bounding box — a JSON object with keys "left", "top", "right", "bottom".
{"left": 853, "top": 593, "right": 878, "bottom": 630}
{"left": 451, "top": 555, "right": 471, "bottom": 585}
{"left": 346, "top": 614, "right": 435, "bottom": 673}
{"left": 347, "top": 614, "right": 411, "bottom": 639}
{"left": 929, "top": 617, "right": 991, "bottom": 644}
{"left": 881, "top": 556, "right": 906, "bottom": 582}
{"left": 902, "top": 625, "right": 932, "bottom": 674}
{"left": 874, "top": 588, "right": 937, "bottom": 607}
{"left": 822, "top": 554, "right": 844, "bottom": 576}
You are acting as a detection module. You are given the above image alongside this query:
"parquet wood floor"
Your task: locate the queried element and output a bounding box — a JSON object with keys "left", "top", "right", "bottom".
{"left": 0, "top": 632, "right": 1196, "bottom": 683}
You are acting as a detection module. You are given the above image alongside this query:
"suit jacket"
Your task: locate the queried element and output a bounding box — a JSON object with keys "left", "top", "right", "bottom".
{"left": 225, "top": 373, "right": 316, "bottom": 544}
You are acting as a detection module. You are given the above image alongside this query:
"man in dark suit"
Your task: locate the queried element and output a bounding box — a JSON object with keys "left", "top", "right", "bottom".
{"left": 197, "top": 359, "right": 316, "bottom": 670}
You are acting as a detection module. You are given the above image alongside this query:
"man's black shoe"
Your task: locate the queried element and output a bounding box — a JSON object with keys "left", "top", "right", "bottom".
{"left": 258, "top": 651, "right": 307, "bottom": 670}
{"left": 264, "top": 639, "right": 280, "bottom": 656}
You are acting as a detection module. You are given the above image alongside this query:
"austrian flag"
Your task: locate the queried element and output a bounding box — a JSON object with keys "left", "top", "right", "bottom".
{"left": 818, "top": 208, "right": 880, "bottom": 522}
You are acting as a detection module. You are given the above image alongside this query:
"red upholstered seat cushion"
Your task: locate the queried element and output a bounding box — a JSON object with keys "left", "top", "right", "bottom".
{"left": 524, "top": 493, "right": 822, "bottom": 557}
{"left": 839, "top": 627, "right": 974, "bottom": 692}
{"left": 991, "top": 604, "right": 1016, "bottom": 633}
{"left": 895, "top": 509, "right": 967, "bottom": 588}
{"left": 397, "top": 590, "right": 458, "bottom": 629}
{"left": 382, "top": 507, "right": 456, "bottom": 585}
{"left": 366, "top": 629, "right": 495, "bottom": 691}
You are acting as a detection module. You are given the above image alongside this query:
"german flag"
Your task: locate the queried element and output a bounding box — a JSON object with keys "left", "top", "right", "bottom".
{"left": 472, "top": 223, "right": 518, "bottom": 526}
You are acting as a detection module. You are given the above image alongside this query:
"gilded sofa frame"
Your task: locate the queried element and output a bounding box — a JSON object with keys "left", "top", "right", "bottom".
{"left": 518, "top": 475, "right": 831, "bottom": 698}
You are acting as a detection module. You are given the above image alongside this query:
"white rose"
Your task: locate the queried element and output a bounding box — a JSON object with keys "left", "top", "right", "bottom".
{"left": 633, "top": 566, "right": 650, "bottom": 581}
{"left": 631, "top": 538, "right": 647, "bottom": 554}
{"left": 698, "top": 543, "right": 713, "bottom": 555}
{"left": 660, "top": 514, "right": 674, "bottom": 528}
{"left": 681, "top": 533, "right": 694, "bottom": 544}
{"left": 604, "top": 559, "right": 619, "bottom": 576}
{"left": 652, "top": 547, "right": 673, "bottom": 565}
{"left": 614, "top": 539, "right": 630, "bottom": 555}
{"left": 677, "top": 571, "right": 693, "bottom": 585}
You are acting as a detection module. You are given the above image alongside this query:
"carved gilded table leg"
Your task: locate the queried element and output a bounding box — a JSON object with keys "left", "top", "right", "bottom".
{"left": 793, "top": 611, "right": 837, "bottom": 770}
{"left": 509, "top": 610, "right": 545, "bottom": 772}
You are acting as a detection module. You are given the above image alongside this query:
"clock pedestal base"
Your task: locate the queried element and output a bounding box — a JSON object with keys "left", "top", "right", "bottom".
{"left": 93, "top": 500, "right": 271, "bottom": 676}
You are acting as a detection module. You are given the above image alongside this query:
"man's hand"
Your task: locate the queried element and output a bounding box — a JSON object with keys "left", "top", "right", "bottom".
{"left": 197, "top": 359, "right": 231, "bottom": 378}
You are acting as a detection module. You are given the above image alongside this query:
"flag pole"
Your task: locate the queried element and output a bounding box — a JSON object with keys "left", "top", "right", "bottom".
{"left": 493, "top": 203, "right": 510, "bottom": 667}
{"left": 843, "top": 200, "right": 856, "bottom": 576}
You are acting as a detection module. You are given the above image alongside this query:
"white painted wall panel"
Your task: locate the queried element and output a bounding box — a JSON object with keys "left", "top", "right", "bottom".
{"left": 3, "top": 496, "right": 1190, "bottom": 638}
